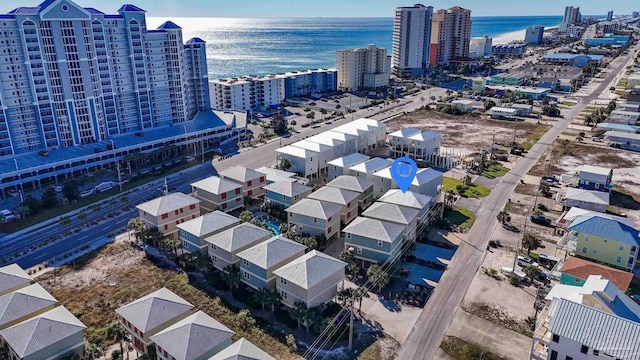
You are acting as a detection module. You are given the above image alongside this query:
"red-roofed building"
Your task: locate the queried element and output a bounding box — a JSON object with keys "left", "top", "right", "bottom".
{"left": 559, "top": 256, "right": 634, "bottom": 291}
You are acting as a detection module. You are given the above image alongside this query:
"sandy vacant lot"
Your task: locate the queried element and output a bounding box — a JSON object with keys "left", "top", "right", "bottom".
{"left": 385, "top": 109, "right": 548, "bottom": 154}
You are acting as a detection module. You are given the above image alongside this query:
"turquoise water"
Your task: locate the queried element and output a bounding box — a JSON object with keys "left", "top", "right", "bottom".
{"left": 258, "top": 217, "right": 282, "bottom": 235}
{"left": 149, "top": 16, "right": 565, "bottom": 79}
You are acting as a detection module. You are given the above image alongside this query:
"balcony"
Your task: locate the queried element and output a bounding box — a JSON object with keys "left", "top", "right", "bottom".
{"left": 556, "top": 231, "right": 577, "bottom": 255}
{"left": 531, "top": 307, "right": 550, "bottom": 360}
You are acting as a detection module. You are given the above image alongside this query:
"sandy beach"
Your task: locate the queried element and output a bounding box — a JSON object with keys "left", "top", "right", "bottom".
{"left": 492, "top": 25, "right": 560, "bottom": 45}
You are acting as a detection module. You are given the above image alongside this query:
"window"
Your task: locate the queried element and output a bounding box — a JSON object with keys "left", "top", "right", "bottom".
{"left": 161, "top": 213, "right": 168, "bottom": 219}
{"left": 283, "top": 195, "right": 287, "bottom": 200}
{"left": 378, "top": 240, "right": 383, "bottom": 247}
{"left": 617, "top": 256, "right": 622, "bottom": 263}
{"left": 593, "top": 350, "right": 599, "bottom": 356}
{"left": 280, "top": 277, "right": 287, "bottom": 284}
{"left": 164, "top": 224, "right": 168, "bottom": 230}
{"left": 175, "top": 220, "right": 179, "bottom": 225}
{"left": 328, "top": 226, "right": 332, "bottom": 233}
{"left": 619, "top": 245, "right": 625, "bottom": 251}
{"left": 314, "top": 218, "right": 317, "bottom": 223}
{"left": 346, "top": 233, "right": 351, "bottom": 239}
{"left": 356, "top": 247, "right": 362, "bottom": 254}
{"left": 550, "top": 351, "right": 557, "bottom": 360}
{"left": 552, "top": 334, "right": 560, "bottom": 343}
{"left": 280, "top": 290, "right": 288, "bottom": 299}
{"left": 221, "top": 193, "right": 227, "bottom": 200}
{"left": 592, "top": 249, "right": 598, "bottom": 255}
{"left": 582, "top": 247, "right": 587, "bottom": 253}
{"left": 260, "top": 176, "right": 265, "bottom": 182}
{"left": 175, "top": 210, "right": 179, "bottom": 215}
{"left": 595, "top": 183, "right": 600, "bottom": 189}
{"left": 243, "top": 259, "right": 250, "bottom": 266}
{"left": 243, "top": 271, "right": 250, "bottom": 279}
{"left": 236, "top": 188, "right": 241, "bottom": 194}
{"left": 222, "top": 203, "right": 227, "bottom": 209}
{"left": 581, "top": 345, "right": 588, "bottom": 354}
{"left": 327, "top": 217, "right": 332, "bottom": 222}
{"left": 189, "top": 204, "right": 196, "bottom": 210}
{"left": 248, "top": 190, "right": 253, "bottom": 197}
{"left": 247, "top": 180, "right": 252, "bottom": 187}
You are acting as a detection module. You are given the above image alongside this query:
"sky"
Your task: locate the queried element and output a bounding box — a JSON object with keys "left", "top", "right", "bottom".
{"left": 2, "top": 0, "right": 638, "bottom": 18}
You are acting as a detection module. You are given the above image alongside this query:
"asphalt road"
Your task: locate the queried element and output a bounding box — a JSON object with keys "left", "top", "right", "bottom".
{"left": 397, "top": 42, "right": 640, "bottom": 360}
{"left": 0, "top": 86, "right": 443, "bottom": 269}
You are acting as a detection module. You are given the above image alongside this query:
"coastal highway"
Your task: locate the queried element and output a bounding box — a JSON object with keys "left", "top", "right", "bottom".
{"left": 0, "top": 86, "right": 442, "bottom": 269}
{"left": 398, "top": 42, "right": 640, "bottom": 360}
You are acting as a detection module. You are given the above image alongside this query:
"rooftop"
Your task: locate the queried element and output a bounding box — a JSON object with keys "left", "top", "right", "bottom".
{"left": 307, "top": 186, "right": 360, "bottom": 206}
{"left": 0, "top": 264, "right": 32, "bottom": 294}
{"left": 135, "top": 193, "right": 200, "bottom": 218}
{"left": 149, "top": 311, "right": 235, "bottom": 360}
{"left": 209, "top": 338, "right": 275, "bottom": 360}
{"left": 326, "top": 175, "right": 374, "bottom": 193}
{"left": 218, "top": 166, "right": 265, "bottom": 183}
{"left": 191, "top": 176, "right": 243, "bottom": 195}
{"left": 285, "top": 198, "right": 342, "bottom": 220}
{"left": 263, "top": 181, "right": 312, "bottom": 198}
{"left": 254, "top": 167, "right": 296, "bottom": 183}
{"left": 326, "top": 153, "right": 370, "bottom": 168}
{"left": 568, "top": 215, "right": 640, "bottom": 246}
{"left": 276, "top": 145, "right": 314, "bottom": 158}
{"left": 560, "top": 257, "right": 634, "bottom": 291}
{"left": 605, "top": 131, "right": 640, "bottom": 140}
{"left": 115, "top": 288, "right": 194, "bottom": 333}
{"left": 389, "top": 127, "right": 421, "bottom": 138}
{"left": 0, "top": 284, "right": 57, "bottom": 329}
{"left": 409, "top": 130, "right": 441, "bottom": 142}
{"left": 564, "top": 188, "right": 610, "bottom": 205}
{"left": 379, "top": 189, "right": 432, "bottom": 210}
{"left": 306, "top": 133, "right": 346, "bottom": 148}
{"left": 575, "top": 164, "right": 612, "bottom": 176}
{"left": 204, "top": 223, "right": 272, "bottom": 253}
{"left": 362, "top": 202, "right": 420, "bottom": 225}
{"left": 177, "top": 211, "right": 240, "bottom": 238}
{"left": 350, "top": 157, "right": 391, "bottom": 174}
{"left": 273, "top": 250, "right": 346, "bottom": 290}
{"left": 0, "top": 306, "right": 85, "bottom": 359}
{"left": 343, "top": 217, "right": 405, "bottom": 242}
{"left": 236, "top": 236, "right": 306, "bottom": 269}
{"left": 291, "top": 140, "right": 332, "bottom": 153}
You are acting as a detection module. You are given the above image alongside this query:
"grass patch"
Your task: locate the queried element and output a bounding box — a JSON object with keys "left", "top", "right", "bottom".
{"left": 440, "top": 336, "right": 504, "bottom": 360}
{"left": 442, "top": 177, "right": 490, "bottom": 198}
{"left": 503, "top": 202, "right": 511, "bottom": 213}
{"left": 461, "top": 303, "right": 534, "bottom": 337}
{"left": 358, "top": 342, "right": 382, "bottom": 360}
{"left": 521, "top": 123, "right": 551, "bottom": 150}
{"left": 481, "top": 163, "right": 509, "bottom": 178}
{"left": 4, "top": 161, "right": 199, "bottom": 233}
{"left": 562, "top": 101, "right": 577, "bottom": 107}
{"left": 615, "top": 90, "right": 625, "bottom": 95}
{"left": 444, "top": 206, "right": 476, "bottom": 229}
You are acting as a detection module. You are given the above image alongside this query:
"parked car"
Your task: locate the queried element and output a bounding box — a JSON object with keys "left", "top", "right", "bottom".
{"left": 592, "top": 137, "right": 602, "bottom": 142}
{"left": 80, "top": 188, "right": 96, "bottom": 198}
{"left": 53, "top": 185, "right": 63, "bottom": 193}
{"left": 96, "top": 181, "right": 117, "bottom": 192}
{"left": 0, "top": 209, "right": 17, "bottom": 222}
{"left": 38, "top": 149, "right": 49, "bottom": 156}
{"left": 530, "top": 215, "right": 552, "bottom": 226}
{"left": 517, "top": 256, "right": 539, "bottom": 268}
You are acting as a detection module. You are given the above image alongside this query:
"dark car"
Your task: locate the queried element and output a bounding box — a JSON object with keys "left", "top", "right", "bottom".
{"left": 530, "top": 215, "right": 551, "bottom": 227}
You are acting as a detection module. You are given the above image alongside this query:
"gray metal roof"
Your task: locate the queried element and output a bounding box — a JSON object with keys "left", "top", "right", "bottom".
{"left": 326, "top": 153, "right": 370, "bottom": 168}
{"left": 219, "top": 166, "right": 265, "bottom": 183}
{"left": 0, "top": 264, "right": 32, "bottom": 294}
{"left": 0, "top": 306, "right": 86, "bottom": 358}
{"left": 379, "top": 189, "right": 432, "bottom": 210}
{"left": 307, "top": 186, "right": 360, "bottom": 206}
{"left": 115, "top": 288, "right": 194, "bottom": 333}
{"left": 150, "top": 311, "right": 235, "bottom": 360}
{"left": 0, "top": 283, "right": 57, "bottom": 328}
{"left": 254, "top": 167, "right": 296, "bottom": 183}
{"left": 237, "top": 236, "right": 306, "bottom": 269}
{"left": 389, "top": 127, "right": 421, "bottom": 138}
{"left": 204, "top": 223, "right": 272, "bottom": 252}
{"left": 191, "top": 176, "right": 243, "bottom": 195}
{"left": 326, "top": 175, "right": 374, "bottom": 193}
{"left": 177, "top": 211, "right": 241, "bottom": 238}
{"left": 362, "top": 202, "right": 420, "bottom": 225}
{"left": 342, "top": 217, "right": 405, "bottom": 242}
{"left": 263, "top": 181, "right": 311, "bottom": 198}
{"left": 350, "top": 158, "right": 391, "bottom": 174}
{"left": 209, "top": 338, "right": 275, "bottom": 360}
{"left": 576, "top": 164, "right": 612, "bottom": 177}
{"left": 548, "top": 298, "right": 640, "bottom": 359}
{"left": 285, "top": 198, "right": 342, "bottom": 220}
{"left": 273, "top": 250, "right": 346, "bottom": 290}
{"left": 136, "top": 193, "right": 200, "bottom": 217}
{"left": 564, "top": 188, "right": 610, "bottom": 205}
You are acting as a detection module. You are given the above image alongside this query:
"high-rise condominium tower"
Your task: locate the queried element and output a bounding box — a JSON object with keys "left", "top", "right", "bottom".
{"left": 392, "top": 4, "right": 433, "bottom": 78}
{"left": 431, "top": 6, "right": 472, "bottom": 66}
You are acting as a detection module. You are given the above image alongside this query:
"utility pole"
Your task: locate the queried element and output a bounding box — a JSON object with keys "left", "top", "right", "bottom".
{"left": 117, "top": 162, "right": 123, "bottom": 193}
{"left": 348, "top": 294, "right": 355, "bottom": 351}
{"left": 513, "top": 211, "right": 530, "bottom": 270}
{"left": 201, "top": 138, "right": 205, "bottom": 163}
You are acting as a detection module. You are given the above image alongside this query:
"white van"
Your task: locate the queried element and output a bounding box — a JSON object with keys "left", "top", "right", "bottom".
{"left": 0, "top": 209, "right": 16, "bottom": 222}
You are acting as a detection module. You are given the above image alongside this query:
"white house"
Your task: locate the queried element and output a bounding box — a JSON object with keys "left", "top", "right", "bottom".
{"left": 575, "top": 164, "right": 612, "bottom": 192}
{"left": 191, "top": 176, "right": 244, "bottom": 213}
{"left": 323, "top": 131, "right": 357, "bottom": 154}
{"left": 379, "top": 189, "right": 433, "bottom": 224}
{"left": 290, "top": 140, "right": 334, "bottom": 176}
{"left": 276, "top": 145, "right": 318, "bottom": 178}
{"left": 560, "top": 188, "right": 610, "bottom": 213}
{"left": 327, "top": 153, "right": 370, "bottom": 180}
{"left": 511, "top": 103, "right": 533, "bottom": 116}
{"left": 451, "top": 99, "right": 474, "bottom": 112}
{"left": 333, "top": 118, "right": 386, "bottom": 152}
{"left": 388, "top": 127, "right": 441, "bottom": 161}
{"left": 306, "top": 132, "right": 347, "bottom": 160}
{"left": 350, "top": 157, "right": 392, "bottom": 184}
{"left": 489, "top": 107, "right": 518, "bottom": 119}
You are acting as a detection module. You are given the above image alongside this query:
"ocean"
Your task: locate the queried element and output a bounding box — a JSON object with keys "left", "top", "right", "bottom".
{"left": 146, "top": 16, "right": 563, "bottom": 79}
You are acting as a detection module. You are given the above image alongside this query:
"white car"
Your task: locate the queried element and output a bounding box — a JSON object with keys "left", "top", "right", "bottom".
{"left": 517, "top": 256, "right": 539, "bottom": 268}
{"left": 591, "top": 137, "right": 602, "bottom": 142}
{"left": 53, "top": 185, "right": 63, "bottom": 193}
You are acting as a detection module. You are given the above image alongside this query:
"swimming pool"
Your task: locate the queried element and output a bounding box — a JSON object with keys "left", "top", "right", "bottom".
{"left": 256, "top": 215, "right": 282, "bottom": 235}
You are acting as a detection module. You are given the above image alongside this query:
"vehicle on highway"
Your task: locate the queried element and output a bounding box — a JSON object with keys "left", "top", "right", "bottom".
{"left": 80, "top": 188, "right": 96, "bottom": 198}
{"left": 516, "top": 256, "right": 539, "bottom": 268}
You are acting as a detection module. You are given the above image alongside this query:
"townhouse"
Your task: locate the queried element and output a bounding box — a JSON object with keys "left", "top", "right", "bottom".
{"left": 378, "top": 189, "right": 433, "bottom": 225}
{"left": 263, "top": 181, "right": 313, "bottom": 208}
{"left": 388, "top": 127, "right": 442, "bottom": 161}
{"left": 567, "top": 215, "right": 639, "bottom": 271}
{"left": 273, "top": 250, "right": 346, "bottom": 308}
{"left": 350, "top": 157, "right": 392, "bottom": 184}
{"left": 307, "top": 186, "right": 360, "bottom": 225}
{"left": 326, "top": 175, "right": 375, "bottom": 210}
{"left": 373, "top": 167, "right": 442, "bottom": 200}
{"left": 150, "top": 311, "right": 235, "bottom": 360}
{"left": 362, "top": 202, "right": 420, "bottom": 244}
{"left": 191, "top": 176, "right": 244, "bottom": 213}
{"left": 219, "top": 166, "right": 267, "bottom": 199}
{"left": 290, "top": 140, "right": 334, "bottom": 177}
{"left": 177, "top": 211, "right": 241, "bottom": 254}
{"left": 206, "top": 223, "right": 273, "bottom": 272}
{"left": 343, "top": 217, "right": 405, "bottom": 266}
{"left": 275, "top": 146, "right": 318, "bottom": 178}
{"left": 286, "top": 199, "right": 342, "bottom": 240}
{"left": 237, "top": 236, "right": 307, "bottom": 290}
{"left": 136, "top": 193, "right": 201, "bottom": 239}
{"left": 559, "top": 188, "right": 610, "bottom": 213}
{"left": 116, "top": 288, "right": 195, "bottom": 354}
{"left": 327, "top": 153, "right": 370, "bottom": 181}
{"left": 0, "top": 284, "right": 58, "bottom": 331}
{"left": 332, "top": 119, "right": 386, "bottom": 152}
{"left": 306, "top": 132, "right": 347, "bottom": 160}
{"left": 254, "top": 167, "right": 297, "bottom": 184}
{"left": 323, "top": 131, "right": 358, "bottom": 154}
{"left": 0, "top": 264, "right": 33, "bottom": 296}
{"left": 574, "top": 165, "right": 613, "bottom": 192}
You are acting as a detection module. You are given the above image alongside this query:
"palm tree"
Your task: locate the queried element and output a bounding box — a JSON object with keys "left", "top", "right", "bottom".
{"left": 366, "top": 264, "right": 390, "bottom": 292}
{"left": 303, "top": 306, "right": 323, "bottom": 332}
{"left": 163, "top": 236, "right": 181, "bottom": 258}
{"left": 144, "top": 226, "right": 163, "bottom": 247}
{"left": 13, "top": 205, "right": 30, "bottom": 219}
{"left": 306, "top": 111, "right": 316, "bottom": 125}
{"left": 346, "top": 262, "right": 359, "bottom": 280}
{"left": 290, "top": 301, "right": 309, "bottom": 330}
{"left": 264, "top": 289, "right": 281, "bottom": 312}
{"left": 253, "top": 288, "right": 270, "bottom": 310}
{"left": 444, "top": 189, "right": 456, "bottom": 209}
{"left": 497, "top": 211, "right": 511, "bottom": 224}
{"left": 319, "top": 108, "right": 327, "bottom": 120}
{"left": 430, "top": 95, "right": 436, "bottom": 104}
{"left": 354, "top": 287, "right": 370, "bottom": 312}
{"left": 106, "top": 321, "right": 128, "bottom": 360}
{"left": 337, "top": 288, "right": 354, "bottom": 307}
{"left": 462, "top": 174, "right": 472, "bottom": 188}
{"left": 222, "top": 265, "right": 241, "bottom": 289}
{"left": 522, "top": 233, "right": 540, "bottom": 254}
{"left": 83, "top": 343, "right": 103, "bottom": 360}
{"left": 128, "top": 217, "right": 145, "bottom": 242}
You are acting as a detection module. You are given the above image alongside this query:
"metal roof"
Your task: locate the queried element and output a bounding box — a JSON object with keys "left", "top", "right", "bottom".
{"left": 605, "top": 130, "right": 640, "bottom": 140}
{"left": 115, "top": 288, "right": 194, "bottom": 333}
{"left": 204, "top": 223, "right": 272, "bottom": 253}
{"left": 149, "top": 311, "right": 234, "bottom": 360}
{"left": 254, "top": 167, "right": 296, "bottom": 183}
{"left": 389, "top": 127, "right": 421, "bottom": 138}
{"left": 285, "top": 198, "right": 342, "bottom": 220}
{"left": 177, "top": 211, "right": 240, "bottom": 238}
{"left": 158, "top": 21, "right": 181, "bottom": 29}
{"left": 263, "top": 181, "right": 311, "bottom": 198}
{"left": 209, "top": 338, "right": 275, "bottom": 360}
{"left": 191, "top": 176, "right": 243, "bottom": 195}
{"left": 575, "top": 164, "right": 613, "bottom": 176}
{"left": 135, "top": 193, "right": 200, "bottom": 217}
{"left": 548, "top": 298, "right": 640, "bottom": 359}
{"left": 0, "top": 264, "right": 32, "bottom": 293}
{"left": 564, "top": 188, "right": 610, "bottom": 205}
{"left": 379, "top": 189, "right": 432, "bottom": 210}
{"left": 118, "top": 4, "right": 146, "bottom": 12}
{"left": 0, "top": 306, "right": 85, "bottom": 358}
{"left": 276, "top": 145, "right": 313, "bottom": 158}
{"left": 342, "top": 217, "right": 405, "bottom": 242}
{"left": 291, "top": 140, "right": 332, "bottom": 153}
{"left": 569, "top": 215, "right": 640, "bottom": 246}
{"left": 307, "top": 186, "right": 359, "bottom": 206}
{"left": 273, "top": 250, "right": 345, "bottom": 290}
{"left": 326, "top": 175, "right": 373, "bottom": 193}
{"left": 362, "top": 202, "right": 419, "bottom": 225}
{"left": 0, "top": 284, "right": 57, "bottom": 328}
{"left": 327, "top": 153, "right": 370, "bottom": 168}
{"left": 350, "top": 157, "right": 391, "bottom": 174}
{"left": 219, "top": 166, "right": 265, "bottom": 183}
{"left": 236, "top": 236, "right": 306, "bottom": 269}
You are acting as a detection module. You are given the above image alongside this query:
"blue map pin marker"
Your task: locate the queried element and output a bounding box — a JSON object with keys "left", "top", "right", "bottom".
{"left": 390, "top": 157, "right": 417, "bottom": 193}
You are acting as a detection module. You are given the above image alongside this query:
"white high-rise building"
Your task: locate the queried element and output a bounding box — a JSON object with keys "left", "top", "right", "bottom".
{"left": 392, "top": 4, "right": 433, "bottom": 77}
{"left": 525, "top": 26, "right": 545, "bottom": 44}
{"left": 431, "top": 6, "right": 472, "bottom": 66}
{"left": 469, "top": 35, "right": 492, "bottom": 58}
{"left": 336, "top": 44, "right": 389, "bottom": 91}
